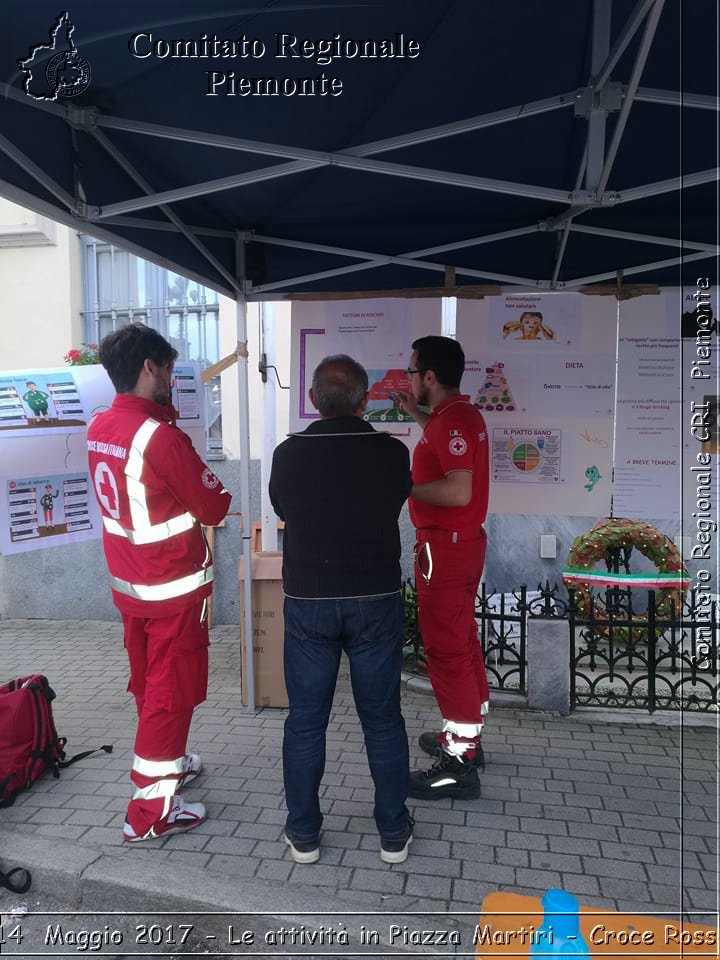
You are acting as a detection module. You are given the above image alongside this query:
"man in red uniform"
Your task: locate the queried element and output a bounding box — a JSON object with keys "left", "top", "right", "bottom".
{"left": 88, "top": 323, "right": 231, "bottom": 841}
{"left": 396, "top": 336, "right": 490, "bottom": 801}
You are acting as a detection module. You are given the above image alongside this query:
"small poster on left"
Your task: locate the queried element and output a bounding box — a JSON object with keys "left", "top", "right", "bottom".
{"left": 0, "top": 471, "right": 100, "bottom": 555}
{"left": 0, "top": 369, "right": 87, "bottom": 437}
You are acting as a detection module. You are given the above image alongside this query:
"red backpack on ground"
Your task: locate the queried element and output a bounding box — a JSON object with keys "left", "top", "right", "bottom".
{"left": 0, "top": 674, "right": 112, "bottom": 808}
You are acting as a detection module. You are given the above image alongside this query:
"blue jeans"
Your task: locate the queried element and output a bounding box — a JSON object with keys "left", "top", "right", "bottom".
{"left": 282, "top": 593, "right": 410, "bottom": 842}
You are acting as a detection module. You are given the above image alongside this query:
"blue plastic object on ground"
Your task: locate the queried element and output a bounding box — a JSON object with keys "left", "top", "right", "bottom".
{"left": 530, "top": 889, "right": 591, "bottom": 958}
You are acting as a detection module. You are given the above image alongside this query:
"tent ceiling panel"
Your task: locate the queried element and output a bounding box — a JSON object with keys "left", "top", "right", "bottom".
{"left": 0, "top": 0, "right": 716, "bottom": 296}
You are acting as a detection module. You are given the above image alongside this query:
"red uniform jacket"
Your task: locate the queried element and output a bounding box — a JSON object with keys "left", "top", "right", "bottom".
{"left": 410, "top": 395, "right": 489, "bottom": 535}
{"left": 87, "top": 394, "right": 231, "bottom": 616}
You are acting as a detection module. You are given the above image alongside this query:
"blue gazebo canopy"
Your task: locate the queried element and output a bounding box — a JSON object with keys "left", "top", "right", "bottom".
{"left": 0, "top": 0, "right": 717, "bottom": 298}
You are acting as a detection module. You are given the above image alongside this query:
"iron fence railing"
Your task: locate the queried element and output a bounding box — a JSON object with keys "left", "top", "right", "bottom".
{"left": 403, "top": 579, "right": 718, "bottom": 712}
{"left": 402, "top": 579, "right": 566, "bottom": 696}
{"left": 569, "top": 588, "right": 718, "bottom": 712}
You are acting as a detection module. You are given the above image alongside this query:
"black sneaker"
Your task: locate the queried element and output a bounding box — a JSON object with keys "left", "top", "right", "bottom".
{"left": 418, "top": 731, "right": 486, "bottom": 770}
{"left": 380, "top": 816, "right": 415, "bottom": 864}
{"left": 284, "top": 834, "right": 320, "bottom": 864}
{"left": 408, "top": 753, "right": 481, "bottom": 800}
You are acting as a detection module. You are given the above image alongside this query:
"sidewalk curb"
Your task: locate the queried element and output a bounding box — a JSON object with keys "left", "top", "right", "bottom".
{"left": 0, "top": 832, "right": 383, "bottom": 915}
{"left": 0, "top": 831, "right": 465, "bottom": 948}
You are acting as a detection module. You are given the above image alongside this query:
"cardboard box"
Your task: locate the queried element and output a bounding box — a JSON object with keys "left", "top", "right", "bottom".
{"left": 238, "top": 551, "right": 288, "bottom": 708}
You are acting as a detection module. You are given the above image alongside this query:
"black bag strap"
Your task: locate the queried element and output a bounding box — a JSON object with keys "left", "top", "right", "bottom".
{"left": 0, "top": 773, "right": 19, "bottom": 808}
{"left": 58, "top": 744, "right": 113, "bottom": 768}
{"left": 24, "top": 683, "right": 52, "bottom": 786}
{"left": 0, "top": 864, "right": 32, "bottom": 894}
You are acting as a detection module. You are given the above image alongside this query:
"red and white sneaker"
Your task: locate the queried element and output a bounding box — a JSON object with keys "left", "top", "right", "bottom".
{"left": 178, "top": 752, "right": 203, "bottom": 789}
{"left": 123, "top": 797, "right": 206, "bottom": 843}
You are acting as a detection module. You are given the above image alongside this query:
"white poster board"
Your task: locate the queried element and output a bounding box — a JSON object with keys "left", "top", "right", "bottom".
{"left": 0, "top": 469, "right": 100, "bottom": 555}
{"left": 172, "top": 361, "right": 206, "bottom": 426}
{"left": 677, "top": 285, "right": 719, "bottom": 541}
{"left": 457, "top": 294, "right": 616, "bottom": 516}
{"left": 323, "top": 299, "right": 414, "bottom": 429}
{"left": 289, "top": 298, "right": 441, "bottom": 439}
{"left": 0, "top": 363, "right": 208, "bottom": 554}
{"left": 0, "top": 368, "right": 87, "bottom": 437}
{"left": 614, "top": 292, "right": 682, "bottom": 520}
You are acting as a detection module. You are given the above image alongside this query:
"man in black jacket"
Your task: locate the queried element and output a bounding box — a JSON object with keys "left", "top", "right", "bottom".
{"left": 269, "top": 354, "right": 414, "bottom": 865}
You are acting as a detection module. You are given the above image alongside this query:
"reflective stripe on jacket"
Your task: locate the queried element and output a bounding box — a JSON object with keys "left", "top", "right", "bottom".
{"left": 87, "top": 394, "right": 231, "bottom": 616}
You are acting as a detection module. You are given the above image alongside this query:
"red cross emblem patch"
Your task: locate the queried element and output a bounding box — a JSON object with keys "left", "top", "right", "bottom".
{"left": 93, "top": 462, "right": 120, "bottom": 518}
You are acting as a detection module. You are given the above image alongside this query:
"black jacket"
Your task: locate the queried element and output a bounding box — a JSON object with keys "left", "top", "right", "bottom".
{"left": 269, "top": 416, "right": 412, "bottom": 598}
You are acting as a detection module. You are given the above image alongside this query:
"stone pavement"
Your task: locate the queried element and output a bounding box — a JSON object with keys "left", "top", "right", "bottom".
{"left": 0, "top": 618, "right": 717, "bottom": 930}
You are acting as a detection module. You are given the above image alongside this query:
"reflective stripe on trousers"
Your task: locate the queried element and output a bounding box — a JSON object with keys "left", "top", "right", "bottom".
{"left": 130, "top": 755, "right": 187, "bottom": 823}
{"left": 132, "top": 754, "right": 186, "bottom": 778}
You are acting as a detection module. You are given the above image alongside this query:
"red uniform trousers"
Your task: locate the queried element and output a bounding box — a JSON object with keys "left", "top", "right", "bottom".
{"left": 415, "top": 530, "right": 489, "bottom": 724}
{"left": 121, "top": 598, "right": 209, "bottom": 837}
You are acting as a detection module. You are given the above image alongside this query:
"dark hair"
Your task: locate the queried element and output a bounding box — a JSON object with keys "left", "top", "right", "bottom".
{"left": 98, "top": 322, "right": 178, "bottom": 393}
{"left": 412, "top": 336, "right": 464, "bottom": 389}
{"left": 26, "top": 381, "right": 36, "bottom": 387}
{"left": 311, "top": 354, "right": 368, "bottom": 417}
{"left": 520, "top": 311, "right": 543, "bottom": 323}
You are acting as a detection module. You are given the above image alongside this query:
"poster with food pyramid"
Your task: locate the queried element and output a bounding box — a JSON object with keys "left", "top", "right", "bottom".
{"left": 472, "top": 361, "right": 516, "bottom": 413}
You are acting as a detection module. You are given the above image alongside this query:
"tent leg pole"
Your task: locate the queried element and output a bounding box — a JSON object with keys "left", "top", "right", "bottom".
{"left": 235, "top": 235, "right": 257, "bottom": 714}
{"left": 260, "top": 302, "right": 279, "bottom": 553}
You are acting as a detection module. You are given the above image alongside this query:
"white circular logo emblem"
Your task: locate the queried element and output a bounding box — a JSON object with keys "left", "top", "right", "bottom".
{"left": 202, "top": 468, "right": 220, "bottom": 489}
{"left": 93, "top": 462, "right": 120, "bottom": 518}
{"left": 46, "top": 51, "right": 92, "bottom": 98}
{"left": 449, "top": 437, "right": 468, "bottom": 456}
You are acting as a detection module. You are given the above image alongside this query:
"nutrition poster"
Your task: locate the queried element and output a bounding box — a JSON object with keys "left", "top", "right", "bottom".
{"left": 1, "top": 471, "right": 99, "bottom": 555}
{"left": 0, "top": 369, "right": 86, "bottom": 438}
{"left": 492, "top": 428, "right": 562, "bottom": 484}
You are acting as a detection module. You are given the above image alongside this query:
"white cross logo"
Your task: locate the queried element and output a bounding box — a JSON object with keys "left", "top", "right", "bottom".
{"left": 94, "top": 462, "right": 120, "bottom": 518}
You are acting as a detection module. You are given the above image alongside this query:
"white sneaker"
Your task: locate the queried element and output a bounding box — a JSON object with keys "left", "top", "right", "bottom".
{"left": 123, "top": 797, "right": 206, "bottom": 843}
{"left": 284, "top": 834, "right": 320, "bottom": 864}
{"left": 178, "top": 752, "right": 202, "bottom": 789}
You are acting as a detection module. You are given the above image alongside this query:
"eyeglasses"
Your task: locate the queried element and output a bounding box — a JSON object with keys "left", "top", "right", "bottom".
{"left": 405, "top": 367, "right": 426, "bottom": 376}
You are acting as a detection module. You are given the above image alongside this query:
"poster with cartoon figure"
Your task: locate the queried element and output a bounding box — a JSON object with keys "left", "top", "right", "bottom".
{"left": 489, "top": 293, "right": 582, "bottom": 348}
{"left": 0, "top": 369, "right": 86, "bottom": 437}
{"left": 0, "top": 471, "right": 100, "bottom": 555}
{"left": 487, "top": 421, "right": 612, "bottom": 515}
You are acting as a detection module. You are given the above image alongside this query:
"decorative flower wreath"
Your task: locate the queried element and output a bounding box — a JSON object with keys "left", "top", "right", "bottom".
{"left": 563, "top": 518, "right": 690, "bottom": 632}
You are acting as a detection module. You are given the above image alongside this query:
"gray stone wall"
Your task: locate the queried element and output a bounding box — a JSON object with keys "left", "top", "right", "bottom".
{"left": 0, "top": 458, "right": 687, "bottom": 624}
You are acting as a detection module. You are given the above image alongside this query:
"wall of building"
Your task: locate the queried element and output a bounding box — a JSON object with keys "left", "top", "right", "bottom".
{"left": 0, "top": 198, "right": 84, "bottom": 369}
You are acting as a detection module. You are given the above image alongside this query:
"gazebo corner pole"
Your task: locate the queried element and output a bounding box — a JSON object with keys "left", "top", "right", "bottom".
{"left": 260, "top": 302, "right": 279, "bottom": 553}
{"left": 235, "top": 230, "right": 256, "bottom": 714}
